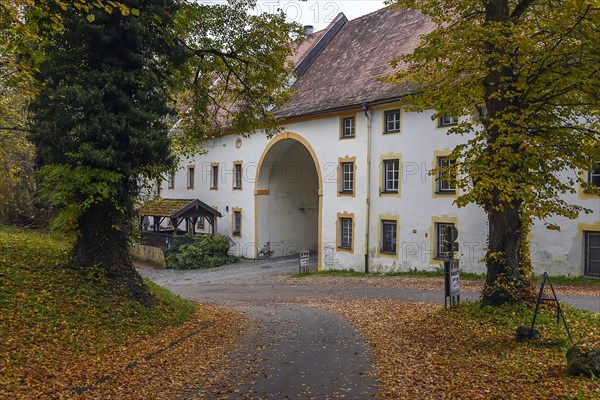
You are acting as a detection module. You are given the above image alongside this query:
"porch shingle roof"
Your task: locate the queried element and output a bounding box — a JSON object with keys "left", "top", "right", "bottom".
{"left": 139, "top": 198, "right": 221, "bottom": 219}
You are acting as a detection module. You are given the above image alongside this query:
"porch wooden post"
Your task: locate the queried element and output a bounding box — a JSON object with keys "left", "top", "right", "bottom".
{"left": 171, "top": 218, "right": 179, "bottom": 234}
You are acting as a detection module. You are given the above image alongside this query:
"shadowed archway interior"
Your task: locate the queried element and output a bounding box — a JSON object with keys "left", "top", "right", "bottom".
{"left": 255, "top": 133, "right": 322, "bottom": 268}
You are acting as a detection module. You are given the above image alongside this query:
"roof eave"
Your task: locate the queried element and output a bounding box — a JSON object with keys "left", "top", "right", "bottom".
{"left": 275, "top": 94, "right": 410, "bottom": 121}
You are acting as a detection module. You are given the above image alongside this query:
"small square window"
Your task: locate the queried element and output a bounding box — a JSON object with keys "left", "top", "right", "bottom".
{"left": 340, "top": 162, "right": 354, "bottom": 193}
{"left": 234, "top": 163, "right": 242, "bottom": 189}
{"left": 340, "top": 217, "right": 353, "bottom": 249}
{"left": 436, "top": 156, "right": 456, "bottom": 193}
{"left": 384, "top": 109, "right": 401, "bottom": 133}
{"left": 187, "top": 167, "right": 195, "bottom": 189}
{"left": 439, "top": 114, "right": 458, "bottom": 127}
{"left": 211, "top": 165, "right": 219, "bottom": 190}
{"left": 341, "top": 117, "right": 355, "bottom": 138}
{"left": 381, "top": 220, "right": 397, "bottom": 254}
{"left": 382, "top": 159, "right": 399, "bottom": 193}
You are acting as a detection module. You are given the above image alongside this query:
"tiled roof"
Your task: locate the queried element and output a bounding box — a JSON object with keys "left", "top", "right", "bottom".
{"left": 274, "top": 6, "right": 434, "bottom": 118}
{"left": 289, "top": 29, "right": 326, "bottom": 67}
{"left": 291, "top": 13, "right": 347, "bottom": 78}
{"left": 139, "top": 198, "right": 221, "bottom": 218}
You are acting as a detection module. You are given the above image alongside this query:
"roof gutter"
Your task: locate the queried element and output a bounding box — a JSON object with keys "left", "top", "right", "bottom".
{"left": 275, "top": 95, "right": 406, "bottom": 123}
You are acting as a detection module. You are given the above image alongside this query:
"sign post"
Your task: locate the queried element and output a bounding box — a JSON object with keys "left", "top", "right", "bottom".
{"left": 299, "top": 251, "right": 310, "bottom": 274}
{"left": 443, "top": 226, "right": 460, "bottom": 309}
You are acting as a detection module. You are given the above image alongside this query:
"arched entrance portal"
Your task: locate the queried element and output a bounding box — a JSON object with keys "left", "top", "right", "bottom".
{"left": 254, "top": 132, "right": 322, "bottom": 270}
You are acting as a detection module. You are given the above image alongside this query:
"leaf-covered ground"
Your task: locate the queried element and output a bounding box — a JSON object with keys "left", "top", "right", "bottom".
{"left": 308, "top": 299, "right": 600, "bottom": 399}
{"left": 3, "top": 228, "right": 598, "bottom": 398}
{"left": 286, "top": 273, "right": 600, "bottom": 296}
{"left": 0, "top": 228, "right": 247, "bottom": 398}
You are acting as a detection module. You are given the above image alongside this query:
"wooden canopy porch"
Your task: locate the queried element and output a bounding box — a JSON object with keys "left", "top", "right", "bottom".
{"left": 138, "top": 198, "right": 222, "bottom": 248}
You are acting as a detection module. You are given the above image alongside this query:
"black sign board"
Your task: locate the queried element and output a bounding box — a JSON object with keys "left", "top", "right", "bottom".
{"left": 444, "top": 259, "right": 460, "bottom": 309}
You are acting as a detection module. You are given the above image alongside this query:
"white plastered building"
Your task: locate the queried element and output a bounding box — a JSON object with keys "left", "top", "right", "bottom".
{"left": 157, "top": 7, "right": 600, "bottom": 277}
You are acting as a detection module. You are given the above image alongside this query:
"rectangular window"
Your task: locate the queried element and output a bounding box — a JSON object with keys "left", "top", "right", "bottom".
{"left": 436, "top": 156, "right": 456, "bottom": 193}
{"left": 197, "top": 217, "right": 205, "bottom": 230}
{"left": 438, "top": 114, "right": 458, "bottom": 127}
{"left": 589, "top": 162, "right": 600, "bottom": 189}
{"left": 233, "top": 163, "right": 242, "bottom": 189}
{"left": 340, "top": 218, "right": 352, "bottom": 249}
{"left": 382, "top": 159, "right": 399, "bottom": 193}
{"left": 585, "top": 231, "right": 600, "bottom": 276}
{"left": 384, "top": 109, "right": 401, "bottom": 133}
{"left": 341, "top": 117, "right": 355, "bottom": 138}
{"left": 211, "top": 164, "right": 219, "bottom": 190}
{"left": 233, "top": 210, "right": 242, "bottom": 236}
{"left": 340, "top": 162, "right": 354, "bottom": 193}
{"left": 436, "top": 222, "right": 456, "bottom": 259}
{"left": 381, "top": 220, "right": 397, "bottom": 254}
{"left": 187, "top": 166, "right": 195, "bottom": 189}
{"left": 167, "top": 171, "right": 175, "bottom": 189}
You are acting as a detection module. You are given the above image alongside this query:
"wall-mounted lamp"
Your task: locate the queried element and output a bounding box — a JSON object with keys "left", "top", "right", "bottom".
{"left": 361, "top": 102, "right": 369, "bottom": 117}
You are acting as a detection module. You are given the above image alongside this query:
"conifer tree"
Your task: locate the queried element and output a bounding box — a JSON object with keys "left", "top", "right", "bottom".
{"left": 27, "top": 0, "right": 299, "bottom": 302}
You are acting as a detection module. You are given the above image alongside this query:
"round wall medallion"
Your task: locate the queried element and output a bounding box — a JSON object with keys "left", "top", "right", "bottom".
{"left": 235, "top": 138, "right": 242, "bottom": 149}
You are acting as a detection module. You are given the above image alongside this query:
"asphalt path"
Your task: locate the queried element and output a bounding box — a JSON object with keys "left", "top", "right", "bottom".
{"left": 138, "top": 257, "right": 598, "bottom": 399}
{"left": 139, "top": 257, "right": 598, "bottom": 312}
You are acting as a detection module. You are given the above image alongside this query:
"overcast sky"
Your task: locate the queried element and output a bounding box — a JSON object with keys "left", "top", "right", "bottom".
{"left": 201, "top": 1, "right": 388, "bottom": 30}
{"left": 255, "top": 1, "right": 387, "bottom": 30}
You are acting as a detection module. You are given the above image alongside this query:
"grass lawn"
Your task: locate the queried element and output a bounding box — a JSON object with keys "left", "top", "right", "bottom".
{"left": 313, "top": 299, "right": 600, "bottom": 399}
{"left": 290, "top": 270, "right": 599, "bottom": 297}
{"left": 0, "top": 227, "right": 247, "bottom": 398}
{"left": 292, "top": 268, "right": 600, "bottom": 289}
{"left": 291, "top": 269, "right": 367, "bottom": 278}
{"left": 292, "top": 268, "right": 486, "bottom": 279}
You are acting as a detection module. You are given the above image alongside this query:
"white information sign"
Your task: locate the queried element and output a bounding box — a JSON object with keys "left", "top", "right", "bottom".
{"left": 300, "top": 251, "right": 310, "bottom": 269}
{"left": 449, "top": 260, "right": 460, "bottom": 297}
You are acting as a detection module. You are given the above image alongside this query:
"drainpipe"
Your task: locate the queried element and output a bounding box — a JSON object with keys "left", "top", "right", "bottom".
{"left": 362, "top": 103, "right": 371, "bottom": 274}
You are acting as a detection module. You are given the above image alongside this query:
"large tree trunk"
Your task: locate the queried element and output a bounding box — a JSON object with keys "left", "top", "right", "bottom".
{"left": 479, "top": 0, "right": 534, "bottom": 305}
{"left": 482, "top": 201, "right": 534, "bottom": 305}
{"left": 73, "top": 182, "right": 154, "bottom": 306}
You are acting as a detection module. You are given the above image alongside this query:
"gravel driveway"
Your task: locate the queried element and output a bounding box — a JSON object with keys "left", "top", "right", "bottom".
{"left": 138, "top": 257, "right": 598, "bottom": 312}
